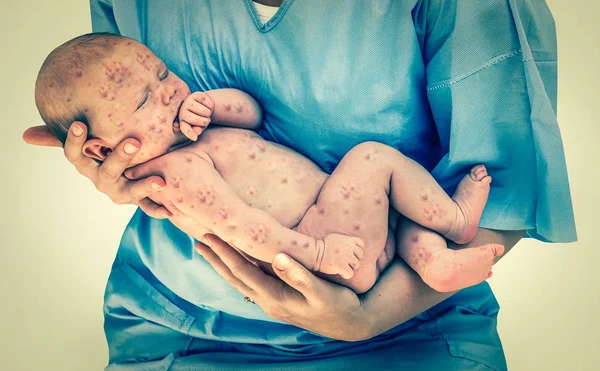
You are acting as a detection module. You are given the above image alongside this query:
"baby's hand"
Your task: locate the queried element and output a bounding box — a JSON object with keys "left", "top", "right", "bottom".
{"left": 177, "top": 92, "right": 215, "bottom": 141}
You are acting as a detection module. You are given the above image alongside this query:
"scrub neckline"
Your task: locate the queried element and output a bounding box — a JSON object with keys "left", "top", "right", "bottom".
{"left": 243, "top": 0, "right": 295, "bottom": 33}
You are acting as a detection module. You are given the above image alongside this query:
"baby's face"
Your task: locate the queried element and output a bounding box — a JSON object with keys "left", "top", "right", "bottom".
{"left": 78, "top": 41, "right": 191, "bottom": 166}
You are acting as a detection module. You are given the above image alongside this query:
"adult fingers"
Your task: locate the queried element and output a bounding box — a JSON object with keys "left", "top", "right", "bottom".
{"left": 64, "top": 122, "right": 89, "bottom": 165}
{"left": 22, "top": 126, "right": 61, "bottom": 147}
{"left": 126, "top": 175, "right": 166, "bottom": 201}
{"left": 203, "top": 235, "right": 274, "bottom": 297}
{"left": 98, "top": 139, "right": 141, "bottom": 183}
{"left": 194, "top": 239, "right": 257, "bottom": 297}
{"left": 272, "top": 253, "right": 325, "bottom": 303}
{"left": 138, "top": 198, "right": 171, "bottom": 219}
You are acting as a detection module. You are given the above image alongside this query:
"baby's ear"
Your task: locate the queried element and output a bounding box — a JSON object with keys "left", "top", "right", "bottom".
{"left": 82, "top": 138, "right": 113, "bottom": 161}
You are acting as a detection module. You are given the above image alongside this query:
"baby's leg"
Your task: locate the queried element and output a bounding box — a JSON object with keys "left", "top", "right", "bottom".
{"left": 362, "top": 142, "right": 490, "bottom": 245}
{"left": 396, "top": 216, "right": 504, "bottom": 292}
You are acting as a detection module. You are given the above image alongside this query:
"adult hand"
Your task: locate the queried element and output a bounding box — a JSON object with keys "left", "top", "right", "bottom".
{"left": 196, "top": 234, "right": 374, "bottom": 342}
{"left": 22, "top": 122, "right": 171, "bottom": 219}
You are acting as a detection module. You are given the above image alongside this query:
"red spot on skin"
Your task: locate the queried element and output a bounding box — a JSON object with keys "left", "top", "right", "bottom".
{"left": 421, "top": 194, "right": 428, "bottom": 201}
{"left": 75, "top": 71, "right": 83, "bottom": 78}
{"left": 100, "top": 91, "right": 108, "bottom": 99}
{"left": 344, "top": 210, "right": 350, "bottom": 215}
{"left": 173, "top": 181, "right": 180, "bottom": 189}
{"left": 248, "top": 153, "right": 256, "bottom": 160}
{"left": 365, "top": 154, "right": 371, "bottom": 160}
{"left": 185, "top": 157, "right": 192, "bottom": 163}
{"left": 176, "top": 197, "right": 184, "bottom": 203}
{"left": 218, "top": 209, "right": 228, "bottom": 219}
{"left": 318, "top": 208, "right": 325, "bottom": 215}
{"left": 343, "top": 193, "right": 350, "bottom": 200}
{"left": 426, "top": 215, "right": 433, "bottom": 221}
{"left": 48, "top": 84, "right": 54, "bottom": 88}
{"left": 190, "top": 205, "right": 195, "bottom": 209}
{"left": 353, "top": 224, "right": 360, "bottom": 231}
{"left": 281, "top": 177, "right": 288, "bottom": 184}
{"left": 160, "top": 116, "right": 167, "bottom": 123}
{"left": 375, "top": 198, "right": 382, "bottom": 205}
{"left": 236, "top": 104, "right": 244, "bottom": 113}
{"left": 87, "top": 82, "right": 91, "bottom": 87}
{"left": 292, "top": 240, "right": 298, "bottom": 246}
{"left": 259, "top": 146, "right": 266, "bottom": 153}
{"left": 126, "top": 42, "right": 131, "bottom": 46}
{"left": 303, "top": 242, "right": 310, "bottom": 248}
{"left": 412, "top": 235, "right": 419, "bottom": 243}
{"left": 66, "top": 98, "right": 71, "bottom": 103}
{"left": 149, "top": 124, "right": 156, "bottom": 131}
{"left": 224, "top": 104, "right": 232, "bottom": 111}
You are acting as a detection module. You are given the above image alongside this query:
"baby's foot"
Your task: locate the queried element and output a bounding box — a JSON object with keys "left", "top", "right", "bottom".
{"left": 316, "top": 234, "right": 364, "bottom": 279}
{"left": 421, "top": 244, "right": 504, "bottom": 292}
{"left": 444, "top": 165, "right": 491, "bottom": 244}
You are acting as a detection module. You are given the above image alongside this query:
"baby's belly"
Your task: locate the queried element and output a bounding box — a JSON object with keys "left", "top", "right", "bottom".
{"left": 197, "top": 127, "right": 329, "bottom": 228}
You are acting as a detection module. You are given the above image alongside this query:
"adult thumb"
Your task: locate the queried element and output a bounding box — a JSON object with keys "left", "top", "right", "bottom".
{"left": 23, "top": 126, "right": 61, "bottom": 147}
{"left": 272, "top": 254, "right": 317, "bottom": 297}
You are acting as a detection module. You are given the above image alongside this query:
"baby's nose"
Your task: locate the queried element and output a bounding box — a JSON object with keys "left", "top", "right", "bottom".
{"left": 161, "top": 85, "right": 176, "bottom": 105}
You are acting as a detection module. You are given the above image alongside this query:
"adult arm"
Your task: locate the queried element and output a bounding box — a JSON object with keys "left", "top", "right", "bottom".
{"left": 197, "top": 227, "right": 522, "bottom": 341}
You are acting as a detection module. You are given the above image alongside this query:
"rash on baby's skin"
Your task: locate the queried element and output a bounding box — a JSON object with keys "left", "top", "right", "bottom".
{"left": 197, "top": 186, "right": 216, "bottom": 206}
{"left": 185, "top": 156, "right": 193, "bottom": 163}
{"left": 248, "top": 223, "right": 269, "bottom": 244}
{"left": 103, "top": 61, "right": 131, "bottom": 84}
{"left": 224, "top": 104, "right": 232, "bottom": 112}
{"left": 218, "top": 208, "right": 229, "bottom": 220}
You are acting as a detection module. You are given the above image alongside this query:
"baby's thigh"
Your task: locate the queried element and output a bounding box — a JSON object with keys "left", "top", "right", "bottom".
{"left": 294, "top": 160, "right": 395, "bottom": 293}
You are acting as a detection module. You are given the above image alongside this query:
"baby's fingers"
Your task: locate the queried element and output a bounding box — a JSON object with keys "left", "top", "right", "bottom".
{"left": 179, "top": 120, "right": 198, "bottom": 141}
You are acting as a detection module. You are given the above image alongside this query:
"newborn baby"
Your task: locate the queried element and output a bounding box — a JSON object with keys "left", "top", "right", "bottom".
{"left": 35, "top": 33, "right": 503, "bottom": 293}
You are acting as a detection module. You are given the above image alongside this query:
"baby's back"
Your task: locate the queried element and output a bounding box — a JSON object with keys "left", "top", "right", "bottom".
{"left": 189, "top": 127, "right": 329, "bottom": 228}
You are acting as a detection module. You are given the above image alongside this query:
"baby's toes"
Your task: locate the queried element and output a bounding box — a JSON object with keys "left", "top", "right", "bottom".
{"left": 349, "top": 257, "right": 360, "bottom": 271}
{"left": 490, "top": 244, "right": 505, "bottom": 258}
{"left": 353, "top": 244, "right": 364, "bottom": 260}
{"left": 339, "top": 265, "right": 355, "bottom": 280}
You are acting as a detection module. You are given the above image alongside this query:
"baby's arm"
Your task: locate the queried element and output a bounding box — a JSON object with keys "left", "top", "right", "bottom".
{"left": 156, "top": 150, "right": 363, "bottom": 279}
{"left": 178, "top": 89, "right": 263, "bottom": 141}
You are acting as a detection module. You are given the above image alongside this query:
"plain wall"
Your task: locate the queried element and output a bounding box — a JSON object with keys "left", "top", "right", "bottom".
{"left": 1, "top": 1, "right": 597, "bottom": 370}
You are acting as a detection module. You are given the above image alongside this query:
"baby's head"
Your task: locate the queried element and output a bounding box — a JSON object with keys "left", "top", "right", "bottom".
{"left": 35, "top": 33, "right": 191, "bottom": 166}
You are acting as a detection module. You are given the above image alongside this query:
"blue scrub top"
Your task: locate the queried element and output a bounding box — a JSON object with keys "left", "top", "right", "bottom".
{"left": 92, "top": 0, "right": 576, "bottom": 369}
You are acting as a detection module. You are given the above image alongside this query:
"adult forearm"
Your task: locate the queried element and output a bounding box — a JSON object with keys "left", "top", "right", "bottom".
{"left": 360, "top": 228, "right": 524, "bottom": 338}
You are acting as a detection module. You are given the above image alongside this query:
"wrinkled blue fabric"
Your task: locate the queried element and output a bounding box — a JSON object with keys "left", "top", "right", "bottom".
{"left": 91, "top": 0, "right": 577, "bottom": 369}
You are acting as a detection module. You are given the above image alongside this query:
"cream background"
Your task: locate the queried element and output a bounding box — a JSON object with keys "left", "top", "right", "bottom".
{"left": 0, "top": 1, "right": 598, "bottom": 370}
